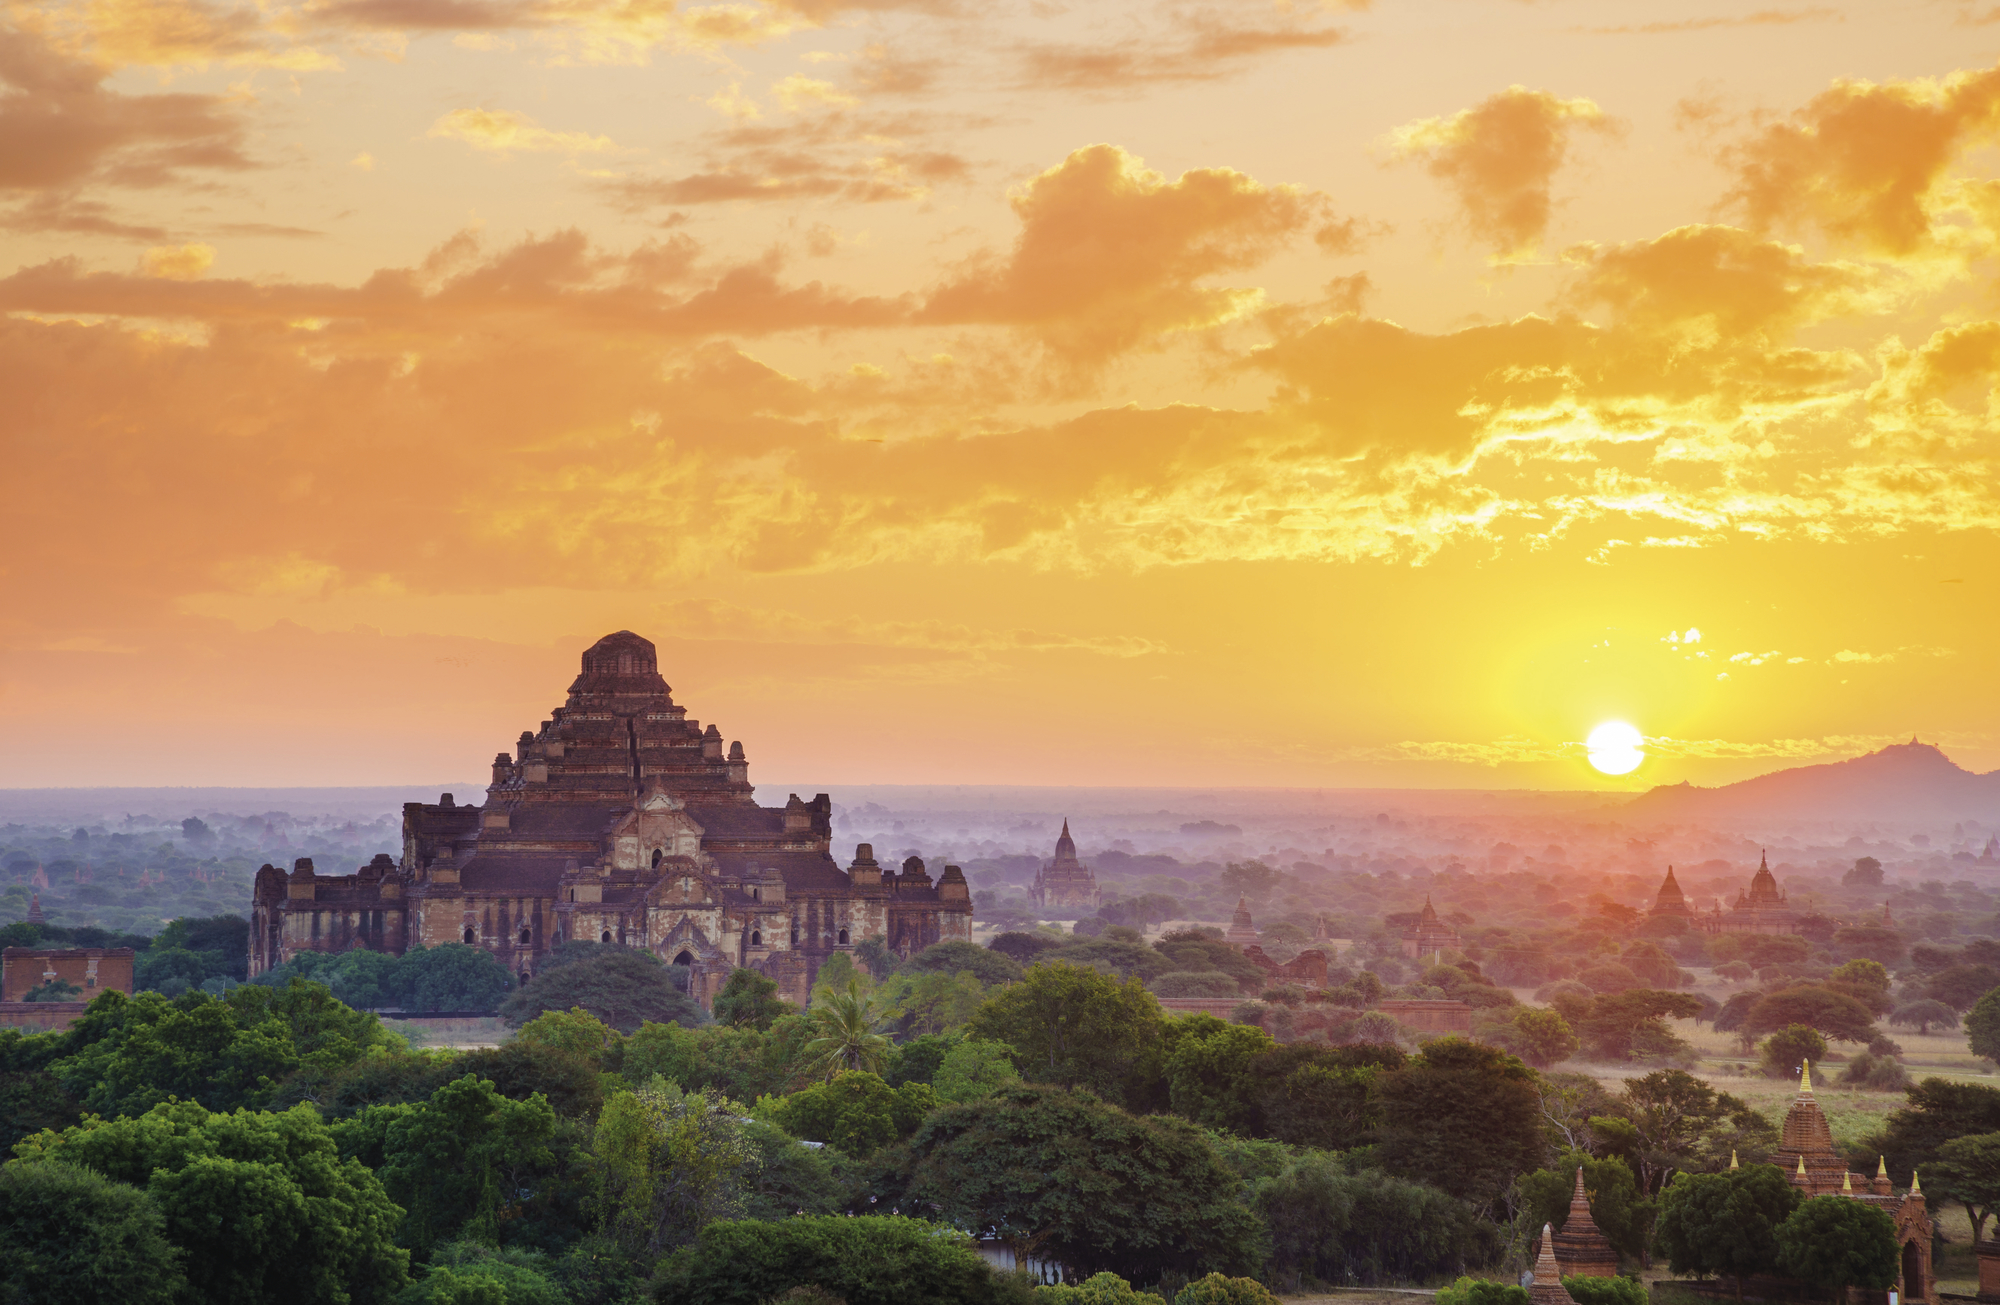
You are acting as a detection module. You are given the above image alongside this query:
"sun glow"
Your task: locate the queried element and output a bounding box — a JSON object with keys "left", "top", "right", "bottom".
{"left": 1586, "top": 720, "right": 1645, "bottom": 775}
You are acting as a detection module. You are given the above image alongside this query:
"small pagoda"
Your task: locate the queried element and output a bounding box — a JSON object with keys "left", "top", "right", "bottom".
{"left": 1399, "top": 897, "right": 1462, "bottom": 962}
{"left": 1551, "top": 1168, "right": 1620, "bottom": 1279}
{"left": 1526, "top": 1223, "right": 1577, "bottom": 1305}
{"left": 1648, "top": 866, "right": 1693, "bottom": 923}
{"left": 1225, "top": 897, "right": 1261, "bottom": 946}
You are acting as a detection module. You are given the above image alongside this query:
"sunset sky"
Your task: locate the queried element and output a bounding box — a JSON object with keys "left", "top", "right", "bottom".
{"left": 3, "top": 0, "right": 1998, "bottom": 791}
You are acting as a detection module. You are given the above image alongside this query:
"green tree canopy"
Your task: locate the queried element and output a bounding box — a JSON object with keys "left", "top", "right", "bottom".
{"left": 593, "top": 1081, "right": 758, "bottom": 1257}
{"left": 1161, "top": 1015, "right": 1274, "bottom": 1133}
{"left": 1253, "top": 1151, "right": 1483, "bottom": 1287}
{"left": 1890, "top": 1000, "right": 1958, "bottom": 1035}
{"left": 711, "top": 969, "right": 788, "bottom": 1031}
{"left": 1773, "top": 1194, "right": 1899, "bottom": 1304}
{"left": 0, "top": 1161, "right": 184, "bottom": 1305}
{"left": 500, "top": 948, "right": 700, "bottom": 1033}
{"left": 13, "top": 1098, "right": 409, "bottom": 1304}
{"left": 902, "top": 941, "right": 1025, "bottom": 988}
{"left": 1653, "top": 1165, "right": 1801, "bottom": 1293}
{"left": 1243, "top": 1041, "right": 1400, "bottom": 1151}
{"left": 884, "top": 1083, "right": 1265, "bottom": 1283}
{"left": 967, "top": 961, "right": 1166, "bottom": 1107}
{"left": 934, "top": 1038, "right": 1020, "bottom": 1103}
{"left": 1759, "top": 1026, "right": 1828, "bottom": 1080}
{"left": 652, "top": 1214, "right": 1012, "bottom": 1305}
{"left": 757, "top": 1070, "right": 934, "bottom": 1158}
{"left": 1926, "top": 1131, "right": 2000, "bottom": 1242}
{"left": 1745, "top": 987, "right": 1880, "bottom": 1042}
{"left": 1859, "top": 1078, "right": 2000, "bottom": 1180}
{"left": 1373, "top": 1037, "right": 1542, "bottom": 1214}
{"left": 1573, "top": 989, "right": 1704, "bottom": 1060}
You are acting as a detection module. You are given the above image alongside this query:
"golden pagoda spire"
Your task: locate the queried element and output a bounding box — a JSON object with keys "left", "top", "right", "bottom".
{"left": 1842, "top": 1171, "right": 1853, "bottom": 1192}
{"left": 1796, "top": 1155, "right": 1808, "bottom": 1177}
{"left": 1877, "top": 1156, "right": 1888, "bottom": 1178}
{"left": 1729, "top": 1150, "right": 1739, "bottom": 1171}
{"left": 1800, "top": 1060, "right": 1813, "bottom": 1093}
{"left": 1912, "top": 1170, "right": 1922, "bottom": 1194}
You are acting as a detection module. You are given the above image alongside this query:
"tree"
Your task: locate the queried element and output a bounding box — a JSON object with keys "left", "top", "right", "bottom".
{"left": 1572, "top": 989, "right": 1703, "bottom": 1060}
{"left": 1744, "top": 987, "right": 1878, "bottom": 1043}
{"left": 886, "top": 1084, "right": 1265, "bottom": 1283}
{"left": 1773, "top": 1195, "right": 1899, "bottom": 1304}
{"left": 711, "top": 969, "right": 788, "bottom": 1031}
{"left": 1844, "top": 857, "right": 1884, "bottom": 887}
{"left": 13, "top": 1098, "right": 409, "bottom": 1304}
{"left": 1929, "top": 966, "right": 2000, "bottom": 1013}
{"left": 1434, "top": 1280, "right": 1528, "bottom": 1305}
{"left": 1032, "top": 1272, "right": 1167, "bottom": 1305}
{"left": 22, "top": 978, "right": 82, "bottom": 1002}
{"left": 593, "top": 1082, "right": 758, "bottom": 1256}
{"left": 1653, "top": 1165, "right": 1800, "bottom": 1299}
{"left": 1219, "top": 861, "right": 1281, "bottom": 902}
{"left": 1831, "top": 926, "right": 1905, "bottom": 967}
{"left": 513, "top": 1006, "right": 622, "bottom": 1069}
{"left": 500, "top": 948, "right": 699, "bottom": 1033}
{"left": 1154, "top": 972, "right": 1244, "bottom": 998}
{"left": 1826, "top": 961, "right": 1894, "bottom": 1015}
{"left": 1503, "top": 1007, "right": 1579, "bottom": 1068}
{"left": 398, "top": 944, "right": 516, "bottom": 1012}
{"left": 355, "top": 1075, "right": 559, "bottom": 1256}
{"left": 1927, "top": 1132, "right": 2000, "bottom": 1242}
{"left": 1891, "top": 1000, "right": 1958, "bottom": 1035}
{"left": 652, "top": 1214, "right": 1012, "bottom": 1305}
{"left": 1968, "top": 989, "right": 2000, "bottom": 1064}
{"left": 397, "top": 1242, "right": 568, "bottom": 1305}
{"left": 759, "top": 1070, "right": 934, "bottom": 1158}
{"left": 1862, "top": 1078, "right": 2000, "bottom": 1181}
{"left": 799, "top": 977, "right": 892, "bottom": 1080}
{"left": 1246, "top": 1042, "right": 1399, "bottom": 1151}
{"left": 1616, "top": 1069, "right": 1778, "bottom": 1194}
{"left": 1253, "top": 1152, "right": 1480, "bottom": 1287}
{"left": 0, "top": 1161, "right": 184, "bottom": 1305}
{"left": 987, "top": 932, "right": 1061, "bottom": 964}
{"left": 1174, "top": 1274, "right": 1279, "bottom": 1305}
{"left": 967, "top": 961, "right": 1166, "bottom": 1106}
{"left": 1374, "top": 1037, "right": 1543, "bottom": 1214}
{"left": 1161, "top": 1015, "right": 1274, "bottom": 1133}
{"left": 1759, "top": 1026, "right": 1828, "bottom": 1080}
{"left": 933, "top": 1038, "right": 1019, "bottom": 1103}
{"left": 880, "top": 970, "right": 986, "bottom": 1038}
{"left": 901, "top": 942, "right": 1024, "bottom": 988}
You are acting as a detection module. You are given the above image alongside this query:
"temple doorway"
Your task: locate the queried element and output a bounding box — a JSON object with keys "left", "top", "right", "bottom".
{"left": 1903, "top": 1239, "right": 1926, "bottom": 1302}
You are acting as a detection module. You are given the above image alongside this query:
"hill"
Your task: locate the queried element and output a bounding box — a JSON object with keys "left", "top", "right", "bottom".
{"left": 1623, "top": 741, "right": 2000, "bottom": 825}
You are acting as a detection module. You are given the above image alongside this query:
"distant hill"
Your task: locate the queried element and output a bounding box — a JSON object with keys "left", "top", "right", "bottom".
{"left": 1623, "top": 741, "right": 2000, "bottom": 825}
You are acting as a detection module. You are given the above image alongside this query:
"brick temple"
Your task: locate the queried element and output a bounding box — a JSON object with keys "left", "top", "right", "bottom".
{"left": 250, "top": 631, "right": 972, "bottom": 1008}
{"left": 1030, "top": 820, "right": 1100, "bottom": 910}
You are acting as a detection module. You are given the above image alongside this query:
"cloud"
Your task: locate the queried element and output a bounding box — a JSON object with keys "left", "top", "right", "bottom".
{"left": 143, "top": 242, "right": 215, "bottom": 279}
{"left": 1389, "top": 86, "right": 1621, "bottom": 260}
{"left": 1722, "top": 62, "right": 2000, "bottom": 256}
{"left": 1576, "top": 7, "right": 1840, "bottom": 35}
{"left": 921, "top": 144, "right": 1323, "bottom": 362}
{"left": 428, "top": 107, "right": 617, "bottom": 154}
{"left": 652, "top": 598, "right": 1166, "bottom": 657}
{"left": 1019, "top": 8, "right": 1347, "bottom": 91}
{"left": 26, "top": 0, "right": 341, "bottom": 71}
{"left": 606, "top": 114, "right": 971, "bottom": 206}
{"left": 772, "top": 75, "right": 856, "bottom": 112}
{"left": 0, "top": 24, "right": 255, "bottom": 233}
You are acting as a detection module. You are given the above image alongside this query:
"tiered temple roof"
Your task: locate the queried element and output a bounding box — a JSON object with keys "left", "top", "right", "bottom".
{"left": 1648, "top": 867, "right": 1692, "bottom": 920}
{"left": 1225, "top": 896, "right": 1261, "bottom": 946}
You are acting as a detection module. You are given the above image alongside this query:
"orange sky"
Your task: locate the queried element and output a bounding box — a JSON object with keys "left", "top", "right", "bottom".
{"left": 3, "top": 0, "right": 1998, "bottom": 791}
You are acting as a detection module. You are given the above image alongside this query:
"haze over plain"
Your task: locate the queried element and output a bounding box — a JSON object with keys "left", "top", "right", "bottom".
{"left": 3, "top": 0, "right": 1998, "bottom": 790}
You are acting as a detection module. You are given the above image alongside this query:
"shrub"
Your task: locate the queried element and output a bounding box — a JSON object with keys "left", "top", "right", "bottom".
{"left": 1172, "top": 1274, "right": 1278, "bottom": 1305}
{"left": 1837, "top": 1053, "right": 1910, "bottom": 1092}
{"left": 1033, "top": 1272, "right": 1167, "bottom": 1305}
{"left": 1562, "top": 1277, "right": 1646, "bottom": 1305}
{"left": 1434, "top": 1278, "right": 1529, "bottom": 1305}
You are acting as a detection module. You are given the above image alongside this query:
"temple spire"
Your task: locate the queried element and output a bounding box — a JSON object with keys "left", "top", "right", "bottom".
{"left": 1913, "top": 1170, "right": 1923, "bottom": 1194}
{"left": 1878, "top": 1156, "right": 1889, "bottom": 1178}
{"left": 1729, "top": 1150, "right": 1739, "bottom": 1170}
{"left": 1842, "top": 1171, "right": 1853, "bottom": 1192}
{"left": 1800, "top": 1059, "right": 1813, "bottom": 1093}
{"left": 1796, "top": 1155, "right": 1808, "bottom": 1177}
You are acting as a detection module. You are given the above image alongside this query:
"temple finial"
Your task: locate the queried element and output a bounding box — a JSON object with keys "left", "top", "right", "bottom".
{"left": 1878, "top": 1156, "right": 1888, "bottom": 1178}
{"left": 1729, "top": 1150, "right": 1739, "bottom": 1171}
{"left": 1913, "top": 1170, "right": 1923, "bottom": 1194}
{"left": 1842, "top": 1171, "right": 1853, "bottom": 1192}
{"left": 1796, "top": 1155, "right": 1808, "bottom": 1176}
{"left": 1800, "top": 1060, "right": 1812, "bottom": 1093}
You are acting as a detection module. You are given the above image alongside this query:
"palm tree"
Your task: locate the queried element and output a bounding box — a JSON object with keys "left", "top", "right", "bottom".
{"left": 800, "top": 977, "right": 891, "bottom": 1080}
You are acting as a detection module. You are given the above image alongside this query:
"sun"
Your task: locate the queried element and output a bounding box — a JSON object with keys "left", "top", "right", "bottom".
{"left": 1587, "top": 720, "right": 1645, "bottom": 775}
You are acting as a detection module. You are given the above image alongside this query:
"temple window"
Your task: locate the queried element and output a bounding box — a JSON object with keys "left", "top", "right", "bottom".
{"left": 519, "top": 927, "right": 531, "bottom": 944}
{"left": 751, "top": 930, "right": 762, "bottom": 946}
{"left": 838, "top": 928, "right": 849, "bottom": 945}
{"left": 601, "top": 930, "right": 612, "bottom": 943}
{"left": 463, "top": 926, "right": 475, "bottom": 944}
{"left": 652, "top": 849, "right": 664, "bottom": 869}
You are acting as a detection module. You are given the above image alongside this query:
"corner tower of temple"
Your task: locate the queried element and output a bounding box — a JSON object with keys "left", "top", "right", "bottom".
{"left": 249, "top": 630, "right": 973, "bottom": 1009}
